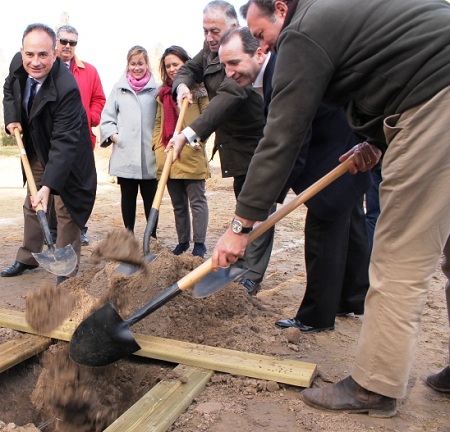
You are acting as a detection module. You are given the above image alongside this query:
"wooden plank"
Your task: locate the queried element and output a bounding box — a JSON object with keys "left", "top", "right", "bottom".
{"left": 0, "top": 308, "right": 316, "bottom": 387}
{"left": 0, "top": 334, "right": 51, "bottom": 373}
{"left": 104, "top": 364, "right": 213, "bottom": 432}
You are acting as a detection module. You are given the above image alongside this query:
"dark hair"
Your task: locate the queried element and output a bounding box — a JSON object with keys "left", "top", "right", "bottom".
{"left": 159, "top": 45, "right": 191, "bottom": 85}
{"left": 220, "top": 27, "right": 260, "bottom": 56}
{"left": 22, "top": 23, "right": 56, "bottom": 48}
{"left": 56, "top": 25, "right": 78, "bottom": 38}
{"left": 204, "top": 0, "right": 239, "bottom": 26}
{"left": 240, "top": 0, "right": 292, "bottom": 19}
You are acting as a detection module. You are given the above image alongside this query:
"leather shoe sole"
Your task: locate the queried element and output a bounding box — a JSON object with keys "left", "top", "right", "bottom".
{"left": 1, "top": 261, "right": 38, "bottom": 277}
{"left": 275, "top": 318, "right": 334, "bottom": 333}
{"left": 301, "top": 376, "right": 397, "bottom": 418}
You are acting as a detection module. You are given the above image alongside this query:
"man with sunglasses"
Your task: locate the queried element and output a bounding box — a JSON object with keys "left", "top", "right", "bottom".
{"left": 50, "top": 25, "right": 106, "bottom": 246}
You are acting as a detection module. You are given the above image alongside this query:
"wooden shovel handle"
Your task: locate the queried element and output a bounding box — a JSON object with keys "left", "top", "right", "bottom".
{"left": 176, "top": 155, "right": 355, "bottom": 292}
{"left": 14, "top": 128, "right": 44, "bottom": 212}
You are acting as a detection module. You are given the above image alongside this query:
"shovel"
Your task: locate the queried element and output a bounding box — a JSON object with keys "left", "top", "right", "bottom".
{"left": 14, "top": 129, "right": 77, "bottom": 276}
{"left": 114, "top": 98, "right": 190, "bottom": 275}
{"left": 69, "top": 156, "right": 355, "bottom": 366}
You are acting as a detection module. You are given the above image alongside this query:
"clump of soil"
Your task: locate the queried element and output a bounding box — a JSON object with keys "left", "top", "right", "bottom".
{"left": 89, "top": 229, "right": 145, "bottom": 267}
{"left": 25, "top": 285, "right": 75, "bottom": 333}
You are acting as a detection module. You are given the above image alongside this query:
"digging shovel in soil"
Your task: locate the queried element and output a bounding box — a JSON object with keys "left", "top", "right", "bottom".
{"left": 69, "top": 156, "right": 355, "bottom": 366}
{"left": 14, "top": 129, "right": 77, "bottom": 276}
{"left": 114, "top": 98, "right": 190, "bottom": 275}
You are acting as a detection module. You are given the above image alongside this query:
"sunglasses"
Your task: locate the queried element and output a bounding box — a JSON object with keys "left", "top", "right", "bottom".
{"left": 58, "top": 39, "right": 78, "bottom": 47}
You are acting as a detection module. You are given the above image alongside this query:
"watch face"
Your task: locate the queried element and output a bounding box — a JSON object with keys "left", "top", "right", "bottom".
{"left": 231, "top": 219, "right": 242, "bottom": 233}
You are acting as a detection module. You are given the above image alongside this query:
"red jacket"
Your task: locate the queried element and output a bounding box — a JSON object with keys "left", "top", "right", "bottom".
{"left": 70, "top": 56, "right": 106, "bottom": 148}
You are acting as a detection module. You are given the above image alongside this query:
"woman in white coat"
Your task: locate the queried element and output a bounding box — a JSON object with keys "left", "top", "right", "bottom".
{"left": 100, "top": 45, "right": 159, "bottom": 235}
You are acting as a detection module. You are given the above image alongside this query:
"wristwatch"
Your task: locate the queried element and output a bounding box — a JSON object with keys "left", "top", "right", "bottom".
{"left": 231, "top": 217, "right": 253, "bottom": 234}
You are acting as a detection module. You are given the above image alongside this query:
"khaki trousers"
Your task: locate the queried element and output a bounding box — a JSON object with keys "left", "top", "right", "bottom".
{"left": 352, "top": 85, "right": 450, "bottom": 398}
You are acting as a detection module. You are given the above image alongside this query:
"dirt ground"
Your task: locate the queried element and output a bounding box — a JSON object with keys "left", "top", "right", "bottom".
{"left": 0, "top": 145, "right": 449, "bottom": 431}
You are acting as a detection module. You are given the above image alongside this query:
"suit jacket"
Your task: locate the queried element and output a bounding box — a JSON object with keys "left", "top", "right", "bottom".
{"left": 173, "top": 43, "right": 265, "bottom": 178}
{"left": 264, "top": 54, "right": 371, "bottom": 220}
{"left": 3, "top": 53, "right": 96, "bottom": 228}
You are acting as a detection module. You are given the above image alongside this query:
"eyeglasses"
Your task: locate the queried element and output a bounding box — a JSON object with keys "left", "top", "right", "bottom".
{"left": 58, "top": 39, "right": 78, "bottom": 47}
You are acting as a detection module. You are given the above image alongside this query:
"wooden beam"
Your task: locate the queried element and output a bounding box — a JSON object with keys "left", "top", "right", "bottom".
{"left": 0, "top": 308, "right": 316, "bottom": 387}
{"left": 104, "top": 364, "right": 213, "bottom": 432}
{"left": 0, "top": 334, "right": 51, "bottom": 373}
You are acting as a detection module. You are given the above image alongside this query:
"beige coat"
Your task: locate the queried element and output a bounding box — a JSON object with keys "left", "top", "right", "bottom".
{"left": 153, "top": 86, "right": 210, "bottom": 180}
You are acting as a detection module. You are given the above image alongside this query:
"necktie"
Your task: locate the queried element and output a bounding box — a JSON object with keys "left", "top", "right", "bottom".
{"left": 27, "top": 78, "right": 38, "bottom": 115}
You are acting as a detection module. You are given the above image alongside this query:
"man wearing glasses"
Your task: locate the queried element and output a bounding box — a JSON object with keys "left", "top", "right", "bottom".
{"left": 51, "top": 25, "right": 106, "bottom": 246}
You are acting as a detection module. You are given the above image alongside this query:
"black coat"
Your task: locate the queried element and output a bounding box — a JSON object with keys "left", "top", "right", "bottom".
{"left": 3, "top": 53, "right": 96, "bottom": 228}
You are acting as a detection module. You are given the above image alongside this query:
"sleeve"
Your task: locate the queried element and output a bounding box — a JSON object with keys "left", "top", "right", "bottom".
{"left": 235, "top": 29, "right": 334, "bottom": 220}
{"left": 89, "top": 69, "right": 106, "bottom": 127}
{"left": 152, "top": 100, "right": 162, "bottom": 150}
{"left": 99, "top": 86, "right": 118, "bottom": 145}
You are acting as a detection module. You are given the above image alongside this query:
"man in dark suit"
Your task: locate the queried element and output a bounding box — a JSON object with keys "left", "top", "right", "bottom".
{"left": 2, "top": 23, "right": 97, "bottom": 285}
{"left": 218, "top": 26, "right": 372, "bottom": 332}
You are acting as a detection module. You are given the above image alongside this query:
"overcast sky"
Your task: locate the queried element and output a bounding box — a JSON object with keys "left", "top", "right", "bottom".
{"left": 0, "top": 0, "right": 246, "bottom": 96}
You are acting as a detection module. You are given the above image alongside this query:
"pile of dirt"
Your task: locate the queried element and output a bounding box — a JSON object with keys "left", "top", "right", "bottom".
{"left": 12, "top": 237, "right": 285, "bottom": 431}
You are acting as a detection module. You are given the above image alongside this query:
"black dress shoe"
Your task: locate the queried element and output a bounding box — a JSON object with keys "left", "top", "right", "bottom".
{"left": 275, "top": 317, "right": 334, "bottom": 333}
{"left": 1, "top": 261, "right": 38, "bottom": 277}
{"left": 172, "top": 242, "right": 190, "bottom": 255}
{"left": 336, "top": 309, "right": 364, "bottom": 317}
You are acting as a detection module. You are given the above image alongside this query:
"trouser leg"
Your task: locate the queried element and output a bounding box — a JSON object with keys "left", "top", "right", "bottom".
{"left": 185, "top": 179, "right": 208, "bottom": 243}
{"left": 54, "top": 195, "right": 81, "bottom": 277}
{"left": 296, "top": 208, "right": 351, "bottom": 328}
{"left": 352, "top": 85, "right": 450, "bottom": 399}
{"left": 16, "top": 156, "right": 45, "bottom": 266}
{"left": 118, "top": 177, "right": 139, "bottom": 232}
{"left": 167, "top": 179, "right": 190, "bottom": 243}
{"left": 339, "top": 197, "right": 370, "bottom": 312}
{"left": 139, "top": 179, "right": 158, "bottom": 238}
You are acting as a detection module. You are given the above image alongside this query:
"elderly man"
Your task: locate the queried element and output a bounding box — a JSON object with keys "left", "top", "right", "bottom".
{"left": 219, "top": 26, "right": 371, "bottom": 332}
{"left": 170, "top": 0, "right": 270, "bottom": 294}
{"left": 50, "top": 25, "right": 106, "bottom": 246}
{"left": 2, "top": 23, "right": 96, "bottom": 285}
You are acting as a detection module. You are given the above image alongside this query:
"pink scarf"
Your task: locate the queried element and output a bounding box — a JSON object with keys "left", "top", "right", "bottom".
{"left": 127, "top": 71, "right": 151, "bottom": 93}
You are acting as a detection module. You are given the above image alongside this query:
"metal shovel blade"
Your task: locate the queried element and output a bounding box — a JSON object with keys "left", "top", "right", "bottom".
{"left": 32, "top": 244, "right": 77, "bottom": 276}
{"left": 193, "top": 265, "right": 248, "bottom": 298}
{"left": 69, "top": 301, "right": 141, "bottom": 366}
{"left": 114, "top": 253, "right": 157, "bottom": 276}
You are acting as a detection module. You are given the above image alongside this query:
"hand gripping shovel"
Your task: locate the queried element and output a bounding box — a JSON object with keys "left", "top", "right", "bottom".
{"left": 114, "top": 98, "right": 190, "bottom": 275}
{"left": 14, "top": 129, "right": 77, "bottom": 276}
{"left": 69, "top": 156, "right": 355, "bottom": 366}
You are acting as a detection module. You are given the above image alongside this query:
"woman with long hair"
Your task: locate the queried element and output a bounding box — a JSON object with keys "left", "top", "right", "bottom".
{"left": 153, "top": 46, "right": 210, "bottom": 257}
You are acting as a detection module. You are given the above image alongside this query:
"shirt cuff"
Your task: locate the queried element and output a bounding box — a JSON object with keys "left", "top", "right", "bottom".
{"left": 182, "top": 127, "right": 200, "bottom": 145}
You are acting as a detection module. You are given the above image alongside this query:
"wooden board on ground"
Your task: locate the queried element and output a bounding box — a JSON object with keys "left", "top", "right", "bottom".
{"left": 0, "top": 308, "right": 316, "bottom": 387}
{"left": 0, "top": 334, "right": 51, "bottom": 373}
{"left": 104, "top": 364, "right": 213, "bottom": 432}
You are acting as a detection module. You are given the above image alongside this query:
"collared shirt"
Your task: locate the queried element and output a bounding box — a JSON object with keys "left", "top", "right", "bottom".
{"left": 23, "top": 76, "right": 45, "bottom": 113}
{"left": 252, "top": 52, "right": 271, "bottom": 97}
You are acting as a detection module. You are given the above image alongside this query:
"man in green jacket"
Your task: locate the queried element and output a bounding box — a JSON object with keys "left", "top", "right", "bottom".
{"left": 172, "top": 0, "right": 450, "bottom": 417}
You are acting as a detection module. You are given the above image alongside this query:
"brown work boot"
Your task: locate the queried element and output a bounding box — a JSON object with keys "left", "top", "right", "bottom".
{"left": 301, "top": 376, "right": 397, "bottom": 418}
{"left": 426, "top": 366, "right": 450, "bottom": 393}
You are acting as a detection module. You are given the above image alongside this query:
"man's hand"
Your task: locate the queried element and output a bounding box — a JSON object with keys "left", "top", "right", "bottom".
{"left": 176, "top": 84, "right": 193, "bottom": 108}
{"left": 165, "top": 133, "right": 188, "bottom": 162}
{"left": 339, "top": 142, "right": 382, "bottom": 174}
{"left": 30, "top": 185, "right": 51, "bottom": 212}
{"left": 6, "top": 122, "right": 21, "bottom": 136}
{"left": 212, "top": 215, "right": 255, "bottom": 270}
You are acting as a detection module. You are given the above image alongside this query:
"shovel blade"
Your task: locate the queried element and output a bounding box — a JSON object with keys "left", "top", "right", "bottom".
{"left": 69, "top": 302, "right": 141, "bottom": 366}
{"left": 32, "top": 244, "right": 77, "bottom": 276}
{"left": 192, "top": 265, "right": 248, "bottom": 298}
{"left": 114, "top": 253, "right": 157, "bottom": 276}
